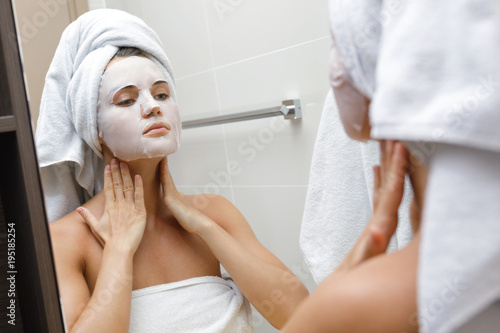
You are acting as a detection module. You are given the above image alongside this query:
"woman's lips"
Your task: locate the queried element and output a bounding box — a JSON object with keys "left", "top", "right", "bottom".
{"left": 143, "top": 122, "right": 171, "bottom": 137}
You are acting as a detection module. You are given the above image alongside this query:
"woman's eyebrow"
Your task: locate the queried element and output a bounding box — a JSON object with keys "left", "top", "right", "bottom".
{"left": 152, "top": 79, "right": 168, "bottom": 87}
{"left": 109, "top": 84, "right": 137, "bottom": 99}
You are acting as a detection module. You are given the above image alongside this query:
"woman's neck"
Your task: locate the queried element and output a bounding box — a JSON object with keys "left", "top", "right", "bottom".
{"left": 125, "top": 158, "right": 163, "bottom": 213}
{"left": 99, "top": 156, "right": 168, "bottom": 230}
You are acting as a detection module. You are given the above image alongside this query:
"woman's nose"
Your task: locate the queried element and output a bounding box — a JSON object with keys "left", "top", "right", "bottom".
{"left": 142, "top": 103, "right": 162, "bottom": 117}
{"left": 150, "top": 105, "right": 161, "bottom": 116}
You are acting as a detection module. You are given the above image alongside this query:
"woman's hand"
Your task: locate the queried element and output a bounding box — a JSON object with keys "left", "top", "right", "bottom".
{"left": 77, "top": 159, "right": 147, "bottom": 253}
{"left": 160, "top": 157, "right": 213, "bottom": 234}
{"left": 337, "top": 140, "right": 408, "bottom": 272}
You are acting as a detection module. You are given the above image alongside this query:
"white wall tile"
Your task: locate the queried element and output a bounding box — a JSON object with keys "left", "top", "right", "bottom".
{"left": 205, "top": 0, "right": 330, "bottom": 66}
{"left": 215, "top": 38, "right": 331, "bottom": 186}
{"left": 106, "top": 0, "right": 213, "bottom": 78}
{"left": 168, "top": 125, "right": 230, "bottom": 188}
{"left": 233, "top": 185, "right": 317, "bottom": 333}
{"left": 176, "top": 71, "right": 220, "bottom": 119}
{"left": 140, "top": 0, "right": 214, "bottom": 78}
{"left": 104, "top": 0, "right": 142, "bottom": 16}
{"left": 88, "top": 0, "right": 106, "bottom": 10}
{"left": 220, "top": 101, "right": 322, "bottom": 187}
{"left": 232, "top": 187, "right": 317, "bottom": 290}
{"left": 214, "top": 37, "right": 331, "bottom": 113}
{"left": 176, "top": 186, "right": 233, "bottom": 204}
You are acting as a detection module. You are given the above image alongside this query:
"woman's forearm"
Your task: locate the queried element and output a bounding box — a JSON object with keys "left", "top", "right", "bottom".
{"left": 70, "top": 246, "right": 134, "bottom": 333}
{"left": 160, "top": 161, "right": 308, "bottom": 327}
{"left": 197, "top": 221, "right": 308, "bottom": 329}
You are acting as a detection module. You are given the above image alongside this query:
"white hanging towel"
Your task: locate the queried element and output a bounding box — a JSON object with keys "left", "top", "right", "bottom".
{"left": 300, "top": 90, "right": 413, "bottom": 284}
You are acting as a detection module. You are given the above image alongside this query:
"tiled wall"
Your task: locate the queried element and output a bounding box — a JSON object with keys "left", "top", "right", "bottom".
{"left": 100, "top": 1, "right": 331, "bottom": 331}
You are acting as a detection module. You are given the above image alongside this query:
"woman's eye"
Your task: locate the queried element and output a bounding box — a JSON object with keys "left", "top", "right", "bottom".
{"left": 155, "top": 93, "right": 169, "bottom": 101}
{"left": 117, "top": 99, "right": 135, "bottom": 106}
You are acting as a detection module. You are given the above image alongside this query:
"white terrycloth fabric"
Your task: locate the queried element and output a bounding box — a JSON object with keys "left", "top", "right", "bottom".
{"left": 129, "top": 276, "right": 253, "bottom": 333}
{"left": 328, "top": 0, "right": 381, "bottom": 99}
{"left": 419, "top": 144, "right": 500, "bottom": 333}
{"left": 35, "top": 9, "right": 177, "bottom": 222}
{"left": 328, "top": 1, "right": 500, "bottom": 331}
{"left": 300, "top": 90, "right": 413, "bottom": 283}
{"left": 370, "top": 1, "right": 500, "bottom": 154}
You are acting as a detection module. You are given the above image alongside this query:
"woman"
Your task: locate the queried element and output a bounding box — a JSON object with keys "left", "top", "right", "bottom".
{"left": 286, "top": 0, "right": 500, "bottom": 332}
{"left": 37, "top": 9, "right": 309, "bottom": 332}
{"left": 283, "top": 139, "right": 426, "bottom": 333}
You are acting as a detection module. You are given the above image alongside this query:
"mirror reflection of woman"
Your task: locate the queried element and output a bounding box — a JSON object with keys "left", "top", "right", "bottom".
{"left": 37, "top": 9, "right": 308, "bottom": 332}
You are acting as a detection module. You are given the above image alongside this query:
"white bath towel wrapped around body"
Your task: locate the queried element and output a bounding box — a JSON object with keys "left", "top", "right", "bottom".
{"left": 129, "top": 275, "right": 253, "bottom": 333}
{"left": 35, "top": 9, "right": 177, "bottom": 222}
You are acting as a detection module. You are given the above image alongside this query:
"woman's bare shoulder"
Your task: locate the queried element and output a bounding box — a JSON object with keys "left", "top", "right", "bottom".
{"left": 184, "top": 193, "right": 247, "bottom": 231}
{"left": 49, "top": 211, "right": 93, "bottom": 252}
{"left": 184, "top": 193, "right": 229, "bottom": 207}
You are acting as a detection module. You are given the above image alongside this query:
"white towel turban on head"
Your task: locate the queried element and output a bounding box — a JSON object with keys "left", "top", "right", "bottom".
{"left": 35, "top": 9, "right": 177, "bottom": 222}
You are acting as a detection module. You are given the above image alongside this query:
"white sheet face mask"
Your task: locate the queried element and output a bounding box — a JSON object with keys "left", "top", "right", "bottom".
{"left": 97, "top": 56, "right": 181, "bottom": 161}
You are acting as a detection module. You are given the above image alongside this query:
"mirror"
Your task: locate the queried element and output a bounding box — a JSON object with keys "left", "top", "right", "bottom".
{"left": 13, "top": 1, "right": 329, "bottom": 332}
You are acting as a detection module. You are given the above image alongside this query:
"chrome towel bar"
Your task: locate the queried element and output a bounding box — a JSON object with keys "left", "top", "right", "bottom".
{"left": 181, "top": 99, "right": 302, "bottom": 129}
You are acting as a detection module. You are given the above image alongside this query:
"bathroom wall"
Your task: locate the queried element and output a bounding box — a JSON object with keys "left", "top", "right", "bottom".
{"left": 93, "top": 1, "right": 332, "bottom": 331}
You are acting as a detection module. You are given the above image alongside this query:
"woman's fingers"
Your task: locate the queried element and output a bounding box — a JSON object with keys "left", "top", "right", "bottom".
{"left": 339, "top": 227, "right": 386, "bottom": 272}
{"left": 379, "top": 140, "right": 387, "bottom": 184}
{"left": 77, "top": 207, "right": 98, "bottom": 228}
{"left": 110, "top": 159, "right": 124, "bottom": 201}
{"left": 385, "top": 142, "right": 408, "bottom": 203}
{"left": 134, "top": 175, "right": 146, "bottom": 213}
{"left": 80, "top": 159, "right": 148, "bottom": 253}
{"left": 409, "top": 196, "right": 421, "bottom": 234}
{"left": 376, "top": 142, "right": 408, "bottom": 209}
{"left": 103, "top": 165, "right": 115, "bottom": 208}
{"left": 373, "top": 165, "right": 381, "bottom": 191}
{"left": 342, "top": 141, "right": 409, "bottom": 273}
{"left": 366, "top": 225, "right": 390, "bottom": 255}
{"left": 160, "top": 157, "right": 176, "bottom": 196}
{"left": 160, "top": 157, "right": 170, "bottom": 184}
{"left": 373, "top": 165, "right": 381, "bottom": 208}
{"left": 386, "top": 140, "right": 394, "bottom": 167}
{"left": 371, "top": 141, "right": 408, "bottom": 240}
{"left": 77, "top": 207, "right": 105, "bottom": 246}
{"left": 120, "top": 162, "right": 134, "bottom": 202}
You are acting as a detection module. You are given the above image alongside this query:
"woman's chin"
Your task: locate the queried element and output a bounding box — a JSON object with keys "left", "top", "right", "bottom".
{"left": 110, "top": 143, "right": 180, "bottom": 162}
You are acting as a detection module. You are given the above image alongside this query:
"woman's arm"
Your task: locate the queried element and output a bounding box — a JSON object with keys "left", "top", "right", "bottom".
{"left": 336, "top": 140, "right": 409, "bottom": 273}
{"left": 160, "top": 158, "right": 309, "bottom": 329}
{"left": 52, "top": 160, "right": 146, "bottom": 332}
{"left": 281, "top": 232, "right": 420, "bottom": 333}
{"left": 198, "top": 195, "right": 308, "bottom": 329}
{"left": 282, "top": 141, "right": 420, "bottom": 332}
{"left": 52, "top": 229, "right": 135, "bottom": 333}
